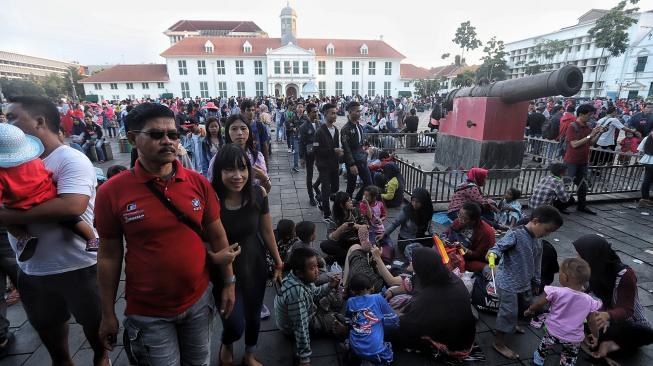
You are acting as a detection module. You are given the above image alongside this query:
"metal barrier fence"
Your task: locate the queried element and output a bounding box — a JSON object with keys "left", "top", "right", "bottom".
{"left": 363, "top": 132, "right": 437, "bottom": 153}
{"left": 395, "top": 156, "right": 644, "bottom": 203}
{"left": 524, "top": 136, "right": 643, "bottom": 166}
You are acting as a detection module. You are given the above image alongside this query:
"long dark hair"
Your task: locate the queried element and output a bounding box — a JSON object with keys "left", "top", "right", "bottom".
{"left": 204, "top": 116, "right": 221, "bottom": 141}
{"left": 573, "top": 234, "right": 626, "bottom": 307}
{"left": 404, "top": 188, "right": 433, "bottom": 233}
{"left": 224, "top": 114, "right": 257, "bottom": 157}
{"left": 210, "top": 144, "right": 257, "bottom": 209}
{"left": 332, "top": 191, "right": 353, "bottom": 225}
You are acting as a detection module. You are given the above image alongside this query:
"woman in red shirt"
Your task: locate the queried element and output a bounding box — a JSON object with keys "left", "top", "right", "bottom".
{"left": 445, "top": 202, "right": 495, "bottom": 272}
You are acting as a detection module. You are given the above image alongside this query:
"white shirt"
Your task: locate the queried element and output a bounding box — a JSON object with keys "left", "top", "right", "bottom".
{"left": 8, "top": 145, "right": 97, "bottom": 275}
{"left": 596, "top": 116, "right": 625, "bottom": 147}
{"left": 638, "top": 136, "right": 653, "bottom": 165}
{"left": 327, "top": 126, "right": 336, "bottom": 138}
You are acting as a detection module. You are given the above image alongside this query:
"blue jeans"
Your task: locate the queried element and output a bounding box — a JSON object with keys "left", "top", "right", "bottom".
{"left": 566, "top": 163, "right": 588, "bottom": 205}
{"left": 276, "top": 121, "right": 284, "bottom": 141}
{"left": 123, "top": 287, "right": 215, "bottom": 366}
{"left": 292, "top": 137, "right": 299, "bottom": 169}
{"left": 83, "top": 140, "right": 106, "bottom": 162}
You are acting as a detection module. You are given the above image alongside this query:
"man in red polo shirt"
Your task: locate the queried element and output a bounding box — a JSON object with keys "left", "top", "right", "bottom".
{"left": 563, "top": 104, "right": 603, "bottom": 215}
{"left": 95, "top": 103, "right": 237, "bottom": 364}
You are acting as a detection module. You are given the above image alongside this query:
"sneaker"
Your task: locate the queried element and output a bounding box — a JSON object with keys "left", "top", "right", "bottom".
{"left": 287, "top": 148, "right": 292, "bottom": 153}
{"left": 309, "top": 197, "right": 317, "bottom": 206}
{"left": 638, "top": 198, "right": 653, "bottom": 208}
{"left": 292, "top": 167, "right": 300, "bottom": 173}
{"left": 86, "top": 238, "right": 100, "bottom": 252}
{"left": 260, "top": 304, "right": 271, "bottom": 319}
{"left": 532, "top": 350, "right": 545, "bottom": 366}
{"left": 577, "top": 206, "right": 597, "bottom": 215}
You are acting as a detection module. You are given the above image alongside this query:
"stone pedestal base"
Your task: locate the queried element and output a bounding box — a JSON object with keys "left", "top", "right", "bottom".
{"left": 434, "top": 134, "right": 525, "bottom": 177}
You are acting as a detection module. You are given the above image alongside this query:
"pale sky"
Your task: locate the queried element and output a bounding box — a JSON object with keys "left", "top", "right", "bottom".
{"left": 1, "top": 0, "right": 651, "bottom": 68}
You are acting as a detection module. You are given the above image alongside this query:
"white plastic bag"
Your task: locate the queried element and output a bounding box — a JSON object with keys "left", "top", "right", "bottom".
{"left": 330, "top": 262, "right": 342, "bottom": 274}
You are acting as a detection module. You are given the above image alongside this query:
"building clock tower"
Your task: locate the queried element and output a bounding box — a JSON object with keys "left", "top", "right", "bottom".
{"left": 280, "top": 2, "right": 297, "bottom": 45}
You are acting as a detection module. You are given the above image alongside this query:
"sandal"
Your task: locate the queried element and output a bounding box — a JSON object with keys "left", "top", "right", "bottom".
{"left": 219, "top": 344, "right": 234, "bottom": 366}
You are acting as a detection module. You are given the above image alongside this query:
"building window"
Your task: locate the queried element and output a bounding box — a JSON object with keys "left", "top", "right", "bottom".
{"left": 352, "top": 61, "right": 360, "bottom": 75}
{"left": 335, "top": 81, "right": 343, "bottom": 96}
{"left": 368, "top": 61, "right": 375, "bottom": 75}
{"left": 128, "top": 95, "right": 135, "bottom": 100}
{"left": 199, "top": 82, "right": 209, "bottom": 98}
{"left": 157, "top": 82, "right": 164, "bottom": 89}
{"left": 235, "top": 60, "right": 244, "bottom": 75}
{"left": 197, "top": 60, "right": 207, "bottom": 75}
{"left": 181, "top": 82, "right": 190, "bottom": 98}
{"left": 302, "top": 61, "right": 309, "bottom": 74}
{"left": 404, "top": 81, "right": 410, "bottom": 88}
{"left": 274, "top": 61, "right": 281, "bottom": 74}
{"left": 327, "top": 44, "right": 334, "bottom": 55}
{"left": 293, "top": 61, "right": 299, "bottom": 74}
{"left": 255, "top": 81, "right": 264, "bottom": 97}
{"left": 636, "top": 56, "right": 648, "bottom": 72}
{"left": 142, "top": 82, "right": 149, "bottom": 89}
{"left": 318, "top": 61, "right": 326, "bottom": 75}
{"left": 254, "top": 60, "right": 263, "bottom": 75}
{"left": 237, "top": 81, "right": 246, "bottom": 97}
{"left": 216, "top": 60, "right": 226, "bottom": 75}
{"left": 126, "top": 83, "right": 134, "bottom": 89}
{"left": 318, "top": 81, "right": 326, "bottom": 96}
{"left": 93, "top": 83, "right": 102, "bottom": 90}
{"left": 112, "top": 95, "right": 119, "bottom": 100}
{"left": 178, "top": 60, "right": 187, "bottom": 75}
{"left": 143, "top": 94, "right": 150, "bottom": 99}
{"left": 284, "top": 61, "right": 291, "bottom": 74}
{"left": 384, "top": 81, "right": 391, "bottom": 97}
{"left": 110, "top": 83, "right": 118, "bottom": 90}
{"left": 384, "top": 62, "right": 392, "bottom": 75}
{"left": 360, "top": 44, "right": 368, "bottom": 55}
{"left": 335, "top": 61, "right": 343, "bottom": 75}
{"left": 367, "top": 81, "right": 375, "bottom": 96}
{"left": 243, "top": 43, "right": 252, "bottom": 53}
{"left": 352, "top": 81, "right": 359, "bottom": 96}
{"left": 217, "top": 82, "right": 227, "bottom": 97}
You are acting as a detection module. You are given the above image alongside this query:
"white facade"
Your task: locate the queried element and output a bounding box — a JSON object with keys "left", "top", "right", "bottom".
{"left": 505, "top": 10, "right": 653, "bottom": 99}
{"left": 83, "top": 81, "right": 171, "bottom": 101}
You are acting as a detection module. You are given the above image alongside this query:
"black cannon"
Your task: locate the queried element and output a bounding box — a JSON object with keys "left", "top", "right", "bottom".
{"left": 443, "top": 65, "right": 583, "bottom": 109}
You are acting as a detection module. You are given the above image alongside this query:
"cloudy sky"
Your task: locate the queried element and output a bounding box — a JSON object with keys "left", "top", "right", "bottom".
{"left": 1, "top": 0, "right": 649, "bottom": 68}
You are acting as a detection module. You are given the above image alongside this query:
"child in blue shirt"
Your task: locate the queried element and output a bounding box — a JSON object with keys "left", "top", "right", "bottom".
{"left": 346, "top": 274, "right": 399, "bottom": 365}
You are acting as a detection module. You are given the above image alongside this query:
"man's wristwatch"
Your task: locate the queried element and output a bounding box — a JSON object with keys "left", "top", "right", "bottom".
{"left": 224, "top": 275, "right": 236, "bottom": 285}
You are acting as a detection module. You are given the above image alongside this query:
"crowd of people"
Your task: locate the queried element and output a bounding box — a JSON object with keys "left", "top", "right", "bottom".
{"left": 0, "top": 92, "right": 652, "bottom": 366}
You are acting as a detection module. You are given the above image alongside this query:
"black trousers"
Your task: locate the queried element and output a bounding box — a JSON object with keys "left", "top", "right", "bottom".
{"left": 642, "top": 164, "right": 653, "bottom": 200}
{"left": 318, "top": 167, "right": 340, "bottom": 216}
{"left": 305, "top": 152, "right": 317, "bottom": 197}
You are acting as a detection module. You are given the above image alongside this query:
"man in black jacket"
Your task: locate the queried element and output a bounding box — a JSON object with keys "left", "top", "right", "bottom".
{"left": 545, "top": 105, "right": 564, "bottom": 140}
{"left": 341, "top": 101, "right": 372, "bottom": 201}
{"left": 299, "top": 103, "right": 322, "bottom": 206}
{"left": 314, "top": 103, "right": 343, "bottom": 220}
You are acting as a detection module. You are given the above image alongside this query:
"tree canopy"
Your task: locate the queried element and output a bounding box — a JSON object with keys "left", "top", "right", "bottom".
{"left": 588, "top": 0, "right": 639, "bottom": 57}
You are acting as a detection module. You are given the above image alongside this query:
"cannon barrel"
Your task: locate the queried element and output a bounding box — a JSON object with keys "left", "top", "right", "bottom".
{"left": 443, "top": 65, "right": 583, "bottom": 110}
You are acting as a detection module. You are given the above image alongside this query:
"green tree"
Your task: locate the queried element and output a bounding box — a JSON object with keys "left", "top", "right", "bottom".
{"left": 515, "top": 60, "right": 543, "bottom": 75}
{"left": 0, "top": 78, "right": 46, "bottom": 98}
{"left": 478, "top": 36, "right": 508, "bottom": 80}
{"left": 452, "top": 70, "right": 476, "bottom": 87}
{"left": 534, "top": 39, "right": 568, "bottom": 70}
{"left": 452, "top": 21, "right": 482, "bottom": 65}
{"left": 39, "top": 73, "right": 68, "bottom": 99}
{"left": 454, "top": 55, "right": 465, "bottom": 66}
{"left": 588, "top": 0, "right": 639, "bottom": 97}
{"left": 63, "top": 66, "right": 86, "bottom": 100}
{"left": 441, "top": 53, "right": 450, "bottom": 60}
{"left": 414, "top": 78, "right": 442, "bottom": 96}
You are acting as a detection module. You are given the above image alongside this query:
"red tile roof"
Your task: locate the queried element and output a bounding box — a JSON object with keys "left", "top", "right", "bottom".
{"left": 80, "top": 64, "right": 169, "bottom": 83}
{"left": 160, "top": 37, "right": 405, "bottom": 59}
{"left": 166, "top": 20, "right": 263, "bottom": 33}
{"left": 400, "top": 63, "right": 432, "bottom": 79}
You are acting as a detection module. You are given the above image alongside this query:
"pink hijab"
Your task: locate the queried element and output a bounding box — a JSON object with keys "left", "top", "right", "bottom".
{"left": 466, "top": 167, "right": 488, "bottom": 187}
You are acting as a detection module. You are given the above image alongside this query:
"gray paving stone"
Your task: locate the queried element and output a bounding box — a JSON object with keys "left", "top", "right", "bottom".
{"left": 7, "top": 303, "right": 28, "bottom": 330}
{"left": 0, "top": 354, "right": 29, "bottom": 366}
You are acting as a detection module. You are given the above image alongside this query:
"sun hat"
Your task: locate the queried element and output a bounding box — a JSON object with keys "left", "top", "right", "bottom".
{"left": 0, "top": 124, "right": 44, "bottom": 168}
{"left": 204, "top": 102, "right": 218, "bottom": 110}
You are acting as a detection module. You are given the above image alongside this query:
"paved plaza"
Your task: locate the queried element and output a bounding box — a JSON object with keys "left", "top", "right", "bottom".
{"left": 1, "top": 121, "right": 653, "bottom": 365}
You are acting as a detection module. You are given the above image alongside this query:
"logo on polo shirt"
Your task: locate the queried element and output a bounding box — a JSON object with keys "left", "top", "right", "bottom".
{"left": 192, "top": 198, "right": 202, "bottom": 211}
{"left": 127, "top": 202, "right": 137, "bottom": 211}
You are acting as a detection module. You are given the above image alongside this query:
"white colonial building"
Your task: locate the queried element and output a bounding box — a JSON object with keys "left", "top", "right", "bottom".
{"left": 505, "top": 9, "right": 653, "bottom": 99}
{"left": 81, "top": 4, "right": 408, "bottom": 100}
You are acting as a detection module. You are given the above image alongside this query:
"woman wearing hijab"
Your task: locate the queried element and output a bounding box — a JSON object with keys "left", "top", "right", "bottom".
{"left": 387, "top": 247, "right": 476, "bottom": 359}
{"left": 447, "top": 167, "right": 490, "bottom": 221}
{"left": 379, "top": 188, "right": 433, "bottom": 259}
{"left": 573, "top": 235, "right": 653, "bottom": 363}
{"left": 379, "top": 162, "right": 405, "bottom": 208}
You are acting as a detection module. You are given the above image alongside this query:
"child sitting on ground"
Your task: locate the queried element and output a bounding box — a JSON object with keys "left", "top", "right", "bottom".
{"left": 275, "top": 218, "right": 296, "bottom": 260}
{"left": 346, "top": 273, "right": 400, "bottom": 365}
{"left": 0, "top": 123, "right": 97, "bottom": 262}
{"left": 493, "top": 188, "right": 523, "bottom": 229}
{"left": 287, "top": 221, "right": 330, "bottom": 285}
{"left": 359, "top": 185, "right": 393, "bottom": 262}
{"left": 524, "top": 257, "right": 602, "bottom": 366}
{"left": 487, "top": 205, "right": 564, "bottom": 360}
{"left": 274, "top": 247, "right": 345, "bottom": 366}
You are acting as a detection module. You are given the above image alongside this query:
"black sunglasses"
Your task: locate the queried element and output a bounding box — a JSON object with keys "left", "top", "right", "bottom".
{"left": 132, "top": 129, "right": 180, "bottom": 140}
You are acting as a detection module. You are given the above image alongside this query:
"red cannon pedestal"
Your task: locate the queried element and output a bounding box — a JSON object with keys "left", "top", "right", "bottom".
{"left": 434, "top": 97, "right": 530, "bottom": 170}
